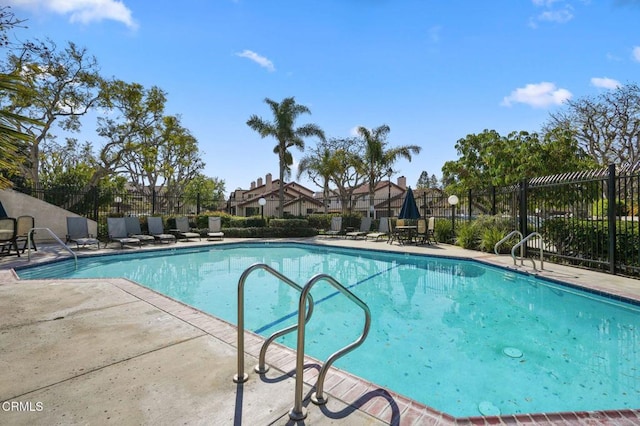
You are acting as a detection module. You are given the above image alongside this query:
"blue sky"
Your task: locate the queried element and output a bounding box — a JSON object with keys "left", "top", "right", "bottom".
{"left": 5, "top": 0, "right": 640, "bottom": 195}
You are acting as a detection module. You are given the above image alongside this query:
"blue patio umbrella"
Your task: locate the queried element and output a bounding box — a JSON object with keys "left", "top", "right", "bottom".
{"left": 398, "top": 187, "right": 420, "bottom": 219}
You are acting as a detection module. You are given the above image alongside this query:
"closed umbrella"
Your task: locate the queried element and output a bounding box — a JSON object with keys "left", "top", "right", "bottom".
{"left": 398, "top": 187, "right": 420, "bottom": 219}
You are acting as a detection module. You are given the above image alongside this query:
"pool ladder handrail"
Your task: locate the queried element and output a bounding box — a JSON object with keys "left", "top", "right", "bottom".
{"left": 27, "top": 227, "right": 77, "bottom": 269}
{"left": 289, "top": 273, "right": 371, "bottom": 421}
{"left": 494, "top": 230, "right": 523, "bottom": 265}
{"left": 234, "top": 263, "right": 315, "bottom": 383}
{"left": 511, "top": 232, "right": 544, "bottom": 271}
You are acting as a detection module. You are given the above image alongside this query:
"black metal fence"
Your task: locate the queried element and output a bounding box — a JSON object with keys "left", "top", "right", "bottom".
{"left": 14, "top": 164, "right": 640, "bottom": 277}
{"left": 455, "top": 164, "right": 640, "bottom": 277}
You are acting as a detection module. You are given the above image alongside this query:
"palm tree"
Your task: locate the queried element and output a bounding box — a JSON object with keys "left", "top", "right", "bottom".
{"left": 0, "top": 73, "right": 39, "bottom": 189}
{"left": 297, "top": 146, "right": 338, "bottom": 214}
{"left": 247, "top": 97, "right": 325, "bottom": 217}
{"left": 357, "top": 124, "right": 422, "bottom": 218}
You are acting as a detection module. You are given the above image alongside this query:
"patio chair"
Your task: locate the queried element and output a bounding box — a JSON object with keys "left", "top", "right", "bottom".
{"left": 124, "top": 217, "right": 155, "bottom": 245}
{"left": 325, "top": 216, "right": 342, "bottom": 237}
{"left": 426, "top": 216, "right": 437, "bottom": 244}
{"left": 0, "top": 217, "right": 20, "bottom": 257}
{"left": 175, "top": 216, "right": 201, "bottom": 241}
{"left": 366, "top": 217, "right": 389, "bottom": 241}
{"left": 107, "top": 217, "right": 141, "bottom": 248}
{"left": 346, "top": 216, "right": 372, "bottom": 239}
{"left": 147, "top": 217, "right": 176, "bottom": 244}
{"left": 16, "top": 215, "right": 36, "bottom": 253}
{"left": 387, "top": 218, "right": 406, "bottom": 245}
{"left": 66, "top": 217, "right": 100, "bottom": 249}
{"left": 207, "top": 216, "right": 224, "bottom": 241}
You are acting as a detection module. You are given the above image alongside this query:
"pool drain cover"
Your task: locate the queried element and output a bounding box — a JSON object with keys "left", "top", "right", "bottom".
{"left": 478, "top": 401, "right": 500, "bottom": 416}
{"left": 503, "top": 347, "right": 523, "bottom": 358}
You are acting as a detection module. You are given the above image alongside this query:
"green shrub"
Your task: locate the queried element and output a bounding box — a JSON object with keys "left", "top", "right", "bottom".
{"left": 307, "top": 212, "right": 364, "bottom": 231}
{"left": 227, "top": 216, "right": 267, "bottom": 228}
{"left": 480, "top": 227, "right": 509, "bottom": 253}
{"left": 269, "top": 218, "right": 309, "bottom": 229}
{"left": 455, "top": 221, "right": 480, "bottom": 249}
{"left": 434, "top": 219, "right": 452, "bottom": 243}
{"left": 223, "top": 226, "right": 317, "bottom": 238}
{"left": 592, "top": 199, "right": 630, "bottom": 217}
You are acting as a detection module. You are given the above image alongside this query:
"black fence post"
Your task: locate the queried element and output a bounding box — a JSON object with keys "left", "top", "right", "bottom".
{"left": 491, "top": 186, "right": 496, "bottom": 216}
{"left": 92, "top": 186, "right": 99, "bottom": 222}
{"left": 152, "top": 190, "right": 156, "bottom": 215}
{"left": 607, "top": 164, "right": 617, "bottom": 274}
{"left": 519, "top": 180, "right": 528, "bottom": 253}
{"left": 467, "top": 189, "right": 472, "bottom": 219}
{"left": 197, "top": 192, "right": 201, "bottom": 215}
{"left": 422, "top": 192, "right": 427, "bottom": 217}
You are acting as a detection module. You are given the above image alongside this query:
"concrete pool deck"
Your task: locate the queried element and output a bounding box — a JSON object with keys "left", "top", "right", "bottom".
{"left": 1, "top": 237, "right": 639, "bottom": 425}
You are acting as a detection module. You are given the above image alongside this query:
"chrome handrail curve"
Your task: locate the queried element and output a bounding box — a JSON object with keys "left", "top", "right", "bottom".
{"left": 494, "top": 230, "right": 523, "bottom": 266}
{"left": 511, "top": 232, "right": 544, "bottom": 271}
{"left": 289, "top": 273, "right": 371, "bottom": 421}
{"left": 27, "top": 227, "right": 77, "bottom": 269}
{"left": 234, "top": 263, "right": 314, "bottom": 383}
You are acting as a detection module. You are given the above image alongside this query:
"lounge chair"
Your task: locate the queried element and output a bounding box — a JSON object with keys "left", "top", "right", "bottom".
{"left": 346, "top": 217, "right": 372, "bottom": 239}
{"left": 66, "top": 217, "right": 100, "bottom": 249}
{"left": 175, "top": 216, "right": 201, "bottom": 241}
{"left": 147, "top": 217, "right": 176, "bottom": 244}
{"left": 366, "top": 217, "right": 389, "bottom": 241}
{"left": 207, "top": 216, "right": 224, "bottom": 241}
{"left": 107, "top": 217, "right": 141, "bottom": 248}
{"left": 16, "top": 215, "right": 36, "bottom": 253}
{"left": 124, "top": 217, "right": 155, "bottom": 245}
{"left": 0, "top": 217, "right": 20, "bottom": 256}
{"left": 325, "top": 216, "right": 342, "bottom": 237}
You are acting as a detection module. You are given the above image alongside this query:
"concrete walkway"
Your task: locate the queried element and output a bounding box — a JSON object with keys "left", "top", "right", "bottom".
{"left": 1, "top": 237, "right": 639, "bottom": 425}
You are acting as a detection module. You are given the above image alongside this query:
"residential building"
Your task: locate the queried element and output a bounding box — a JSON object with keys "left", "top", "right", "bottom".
{"left": 227, "top": 173, "right": 324, "bottom": 217}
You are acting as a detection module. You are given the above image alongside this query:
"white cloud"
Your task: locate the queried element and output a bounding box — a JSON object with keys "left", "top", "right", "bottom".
{"left": 235, "top": 50, "right": 275, "bottom": 72}
{"left": 591, "top": 77, "right": 621, "bottom": 89}
{"left": 633, "top": 46, "right": 640, "bottom": 62}
{"left": 501, "top": 82, "right": 572, "bottom": 108}
{"left": 6, "top": 0, "right": 137, "bottom": 29}
{"left": 537, "top": 8, "right": 573, "bottom": 23}
{"left": 530, "top": 0, "right": 574, "bottom": 26}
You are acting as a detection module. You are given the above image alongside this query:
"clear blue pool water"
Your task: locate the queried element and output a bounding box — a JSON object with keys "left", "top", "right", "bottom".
{"left": 16, "top": 242, "right": 640, "bottom": 417}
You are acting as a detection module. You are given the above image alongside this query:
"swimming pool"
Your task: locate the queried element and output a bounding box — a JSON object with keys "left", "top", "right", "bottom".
{"left": 16, "top": 242, "right": 640, "bottom": 418}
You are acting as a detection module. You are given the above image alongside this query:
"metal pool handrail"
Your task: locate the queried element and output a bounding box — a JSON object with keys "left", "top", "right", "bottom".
{"left": 289, "top": 273, "right": 371, "bottom": 421}
{"left": 494, "top": 230, "right": 523, "bottom": 266}
{"left": 233, "top": 263, "right": 314, "bottom": 383}
{"left": 512, "top": 232, "right": 544, "bottom": 271}
{"left": 27, "top": 227, "right": 77, "bottom": 269}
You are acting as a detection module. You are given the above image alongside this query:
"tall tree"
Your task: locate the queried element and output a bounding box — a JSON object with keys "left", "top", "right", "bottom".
{"left": 39, "top": 138, "right": 95, "bottom": 188}
{"left": 247, "top": 96, "right": 325, "bottom": 217}
{"left": 297, "top": 144, "right": 338, "bottom": 214}
{"left": 327, "top": 138, "right": 367, "bottom": 213}
{"left": 0, "top": 73, "right": 37, "bottom": 188}
{"left": 91, "top": 80, "right": 166, "bottom": 193}
{"left": 184, "top": 174, "right": 226, "bottom": 212}
{"left": 156, "top": 115, "right": 204, "bottom": 205}
{"left": 1, "top": 39, "right": 103, "bottom": 189}
{"left": 357, "top": 124, "right": 421, "bottom": 218}
{"left": 119, "top": 114, "right": 204, "bottom": 197}
{"left": 0, "top": 8, "right": 39, "bottom": 189}
{"left": 442, "top": 129, "right": 597, "bottom": 194}
{"left": 545, "top": 83, "right": 640, "bottom": 168}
